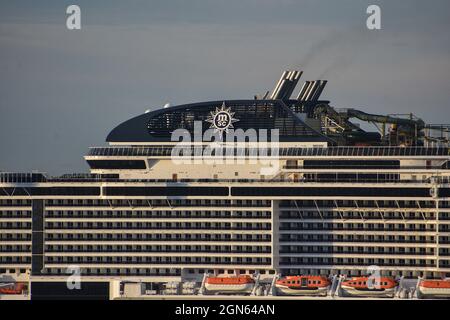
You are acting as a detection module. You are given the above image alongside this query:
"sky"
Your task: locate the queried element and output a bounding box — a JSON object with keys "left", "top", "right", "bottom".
{"left": 0, "top": 0, "right": 450, "bottom": 174}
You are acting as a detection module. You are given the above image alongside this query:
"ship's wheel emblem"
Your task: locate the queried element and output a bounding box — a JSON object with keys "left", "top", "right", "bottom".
{"left": 206, "top": 102, "right": 239, "bottom": 133}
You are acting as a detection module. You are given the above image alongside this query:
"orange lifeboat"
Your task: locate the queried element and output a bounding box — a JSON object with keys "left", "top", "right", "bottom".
{"left": 418, "top": 279, "right": 450, "bottom": 298}
{"left": 275, "top": 275, "right": 330, "bottom": 296}
{"left": 204, "top": 275, "right": 255, "bottom": 294}
{"left": 341, "top": 276, "right": 397, "bottom": 297}
{"left": 0, "top": 282, "right": 27, "bottom": 295}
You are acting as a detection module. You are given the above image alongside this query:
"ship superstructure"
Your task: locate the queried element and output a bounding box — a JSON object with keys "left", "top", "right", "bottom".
{"left": 1, "top": 70, "right": 450, "bottom": 299}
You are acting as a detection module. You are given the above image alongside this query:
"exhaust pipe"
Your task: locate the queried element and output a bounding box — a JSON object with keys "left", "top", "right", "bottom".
{"left": 270, "top": 71, "right": 289, "bottom": 99}
{"left": 304, "top": 81, "right": 320, "bottom": 101}
{"left": 277, "top": 70, "right": 294, "bottom": 99}
{"left": 296, "top": 81, "right": 310, "bottom": 100}
{"left": 301, "top": 81, "right": 316, "bottom": 101}
{"left": 302, "top": 81, "right": 316, "bottom": 100}
{"left": 271, "top": 70, "right": 303, "bottom": 100}
{"left": 273, "top": 79, "right": 289, "bottom": 99}
{"left": 311, "top": 80, "right": 328, "bottom": 101}
{"left": 283, "top": 71, "right": 302, "bottom": 100}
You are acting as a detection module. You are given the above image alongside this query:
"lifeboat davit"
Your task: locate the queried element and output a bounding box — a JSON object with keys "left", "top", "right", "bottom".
{"left": 341, "top": 276, "right": 397, "bottom": 297}
{"left": 0, "top": 282, "right": 27, "bottom": 295}
{"left": 204, "top": 276, "right": 255, "bottom": 294}
{"left": 275, "top": 275, "right": 330, "bottom": 296}
{"left": 418, "top": 279, "right": 450, "bottom": 298}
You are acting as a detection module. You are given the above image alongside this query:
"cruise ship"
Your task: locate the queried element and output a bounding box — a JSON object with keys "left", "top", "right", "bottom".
{"left": 2, "top": 70, "right": 450, "bottom": 299}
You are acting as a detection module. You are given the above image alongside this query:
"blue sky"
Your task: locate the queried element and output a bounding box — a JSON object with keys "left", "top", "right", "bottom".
{"left": 1, "top": 0, "right": 450, "bottom": 174}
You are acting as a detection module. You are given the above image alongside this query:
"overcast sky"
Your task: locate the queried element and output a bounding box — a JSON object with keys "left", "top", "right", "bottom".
{"left": 1, "top": 0, "right": 450, "bottom": 174}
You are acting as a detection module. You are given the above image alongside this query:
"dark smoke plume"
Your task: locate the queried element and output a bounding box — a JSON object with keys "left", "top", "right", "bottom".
{"left": 295, "top": 25, "right": 379, "bottom": 79}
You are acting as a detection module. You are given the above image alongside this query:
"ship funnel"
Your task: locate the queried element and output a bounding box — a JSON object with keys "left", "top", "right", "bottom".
{"left": 311, "top": 80, "right": 327, "bottom": 101}
{"left": 297, "top": 80, "right": 327, "bottom": 101}
{"left": 299, "top": 81, "right": 316, "bottom": 101}
{"left": 304, "top": 81, "right": 320, "bottom": 101}
{"left": 270, "top": 71, "right": 289, "bottom": 99}
{"left": 296, "top": 81, "right": 311, "bottom": 100}
{"left": 270, "top": 70, "right": 302, "bottom": 100}
{"left": 273, "top": 78, "right": 288, "bottom": 99}
{"left": 283, "top": 70, "right": 302, "bottom": 100}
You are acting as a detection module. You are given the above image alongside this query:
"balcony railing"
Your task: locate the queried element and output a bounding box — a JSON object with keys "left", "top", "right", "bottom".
{"left": 87, "top": 146, "right": 449, "bottom": 157}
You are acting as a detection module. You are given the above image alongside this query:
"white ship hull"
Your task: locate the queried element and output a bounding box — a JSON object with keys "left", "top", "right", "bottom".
{"left": 204, "top": 283, "right": 254, "bottom": 294}
{"left": 341, "top": 286, "right": 396, "bottom": 298}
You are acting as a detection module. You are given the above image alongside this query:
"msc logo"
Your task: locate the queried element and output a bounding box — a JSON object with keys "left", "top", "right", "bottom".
{"left": 206, "top": 102, "right": 239, "bottom": 134}
{"left": 215, "top": 112, "right": 230, "bottom": 129}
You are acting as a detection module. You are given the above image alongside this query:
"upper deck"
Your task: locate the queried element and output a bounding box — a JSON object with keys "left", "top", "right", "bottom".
{"left": 105, "top": 70, "right": 447, "bottom": 148}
